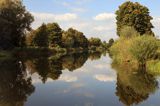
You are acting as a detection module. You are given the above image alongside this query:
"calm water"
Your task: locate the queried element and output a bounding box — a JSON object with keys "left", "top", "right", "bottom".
{"left": 0, "top": 52, "right": 160, "bottom": 106}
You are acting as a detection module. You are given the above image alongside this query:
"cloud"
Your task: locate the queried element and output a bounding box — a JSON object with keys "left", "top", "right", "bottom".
{"left": 32, "top": 12, "right": 77, "bottom": 21}
{"left": 93, "top": 13, "right": 115, "bottom": 21}
{"left": 31, "top": 12, "right": 77, "bottom": 28}
{"left": 94, "top": 74, "right": 116, "bottom": 82}
{"left": 152, "top": 17, "right": 160, "bottom": 38}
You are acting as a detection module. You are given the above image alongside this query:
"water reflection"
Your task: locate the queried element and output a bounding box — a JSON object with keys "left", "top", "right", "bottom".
{"left": 112, "top": 63, "right": 159, "bottom": 106}
{"left": 24, "top": 52, "right": 104, "bottom": 83}
{"left": 0, "top": 59, "right": 35, "bottom": 106}
{"left": 0, "top": 51, "right": 160, "bottom": 106}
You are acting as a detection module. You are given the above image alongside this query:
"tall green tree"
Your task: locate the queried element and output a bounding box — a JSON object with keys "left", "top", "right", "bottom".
{"left": 88, "top": 37, "right": 102, "bottom": 47}
{"left": 33, "top": 24, "right": 48, "bottom": 47}
{"left": 62, "top": 28, "right": 76, "bottom": 48}
{"left": 62, "top": 28, "right": 88, "bottom": 48}
{"left": 0, "top": 0, "right": 34, "bottom": 49}
{"left": 116, "top": 1, "right": 154, "bottom": 36}
{"left": 46, "top": 23, "right": 62, "bottom": 47}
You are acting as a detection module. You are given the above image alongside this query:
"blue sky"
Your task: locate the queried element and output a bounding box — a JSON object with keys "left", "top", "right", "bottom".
{"left": 23, "top": 0, "right": 160, "bottom": 40}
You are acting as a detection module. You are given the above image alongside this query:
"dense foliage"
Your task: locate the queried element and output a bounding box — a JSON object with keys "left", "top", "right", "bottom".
{"left": 0, "top": 0, "right": 34, "bottom": 49}
{"left": 62, "top": 28, "right": 88, "bottom": 48}
{"left": 116, "top": 1, "right": 154, "bottom": 36}
{"left": 130, "top": 36, "right": 159, "bottom": 66}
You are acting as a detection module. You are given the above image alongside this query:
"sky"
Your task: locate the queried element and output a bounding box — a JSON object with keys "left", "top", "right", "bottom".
{"left": 23, "top": 0, "right": 160, "bottom": 41}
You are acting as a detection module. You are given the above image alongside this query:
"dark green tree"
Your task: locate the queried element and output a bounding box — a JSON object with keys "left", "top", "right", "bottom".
{"left": 88, "top": 37, "right": 102, "bottom": 47}
{"left": 62, "top": 28, "right": 88, "bottom": 48}
{"left": 33, "top": 24, "right": 48, "bottom": 47}
{"left": 0, "top": 0, "right": 34, "bottom": 49}
{"left": 46, "top": 23, "right": 62, "bottom": 47}
{"left": 116, "top": 1, "right": 154, "bottom": 36}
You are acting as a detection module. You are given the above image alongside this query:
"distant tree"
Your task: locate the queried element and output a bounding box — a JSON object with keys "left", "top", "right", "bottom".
{"left": 0, "top": 0, "right": 34, "bottom": 49}
{"left": 88, "top": 37, "right": 102, "bottom": 47}
{"left": 26, "top": 30, "right": 36, "bottom": 46}
{"left": 33, "top": 24, "right": 48, "bottom": 47}
{"left": 62, "top": 28, "right": 76, "bottom": 48}
{"left": 46, "top": 23, "right": 62, "bottom": 47}
{"left": 74, "top": 31, "right": 88, "bottom": 48}
{"left": 108, "top": 38, "right": 114, "bottom": 47}
{"left": 116, "top": 1, "right": 154, "bottom": 36}
{"left": 62, "top": 28, "right": 88, "bottom": 48}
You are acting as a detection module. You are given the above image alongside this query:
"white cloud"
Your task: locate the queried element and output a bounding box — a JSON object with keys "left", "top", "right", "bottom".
{"left": 32, "top": 12, "right": 77, "bottom": 21}
{"left": 94, "top": 74, "right": 116, "bottom": 82}
{"left": 93, "top": 13, "right": 115, "bottom": 21}
{"left": 152, "top": 17, "right": 160, "bottom": 38}
{"left": 31, "top": 12, "right": 77, "bottom": 28}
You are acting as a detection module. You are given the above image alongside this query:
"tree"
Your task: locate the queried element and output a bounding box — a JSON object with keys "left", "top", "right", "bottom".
{"left": 108, "top": 38, "right": 114, "bottom": 47}
{"left": 116, "top": 1, "right": 154, "bottom": 36}
{"left": 33, "top": 24, "right": 48, "bottom": 47}
{"left": 46, "top": 23, "right": 62, "bottom": 47}
{"left": 62, "top": 28, "right": 76, "bottom": 48}
{"left": 26, "top": 30, "right": 37, "bottom": 46}
{"left": 74, "top": 31, "right": 88, "bottom": 48}
{"left": 62, "top": 28, "right": 88, "bottom": 48}
{"left": 130, "top": 36, "right": 159, "bottom": 67}
{"left": 0, "top": 0, "right": 34, "bottom": 49}
{"left": 88, "top": 37, "right": 102, "bottom": 47}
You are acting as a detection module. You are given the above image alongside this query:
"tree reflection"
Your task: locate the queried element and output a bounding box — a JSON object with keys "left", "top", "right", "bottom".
{"left": 24, "top": 51, "right": 105, "bottom": 83}
{"left": 0, "top": 59, "right": 35, "bottom": 106}
{"left": 113, "top": 63, "right": 158, "bottom": 106}
{"left": 88, "top": 52, "right": 102, "bottom": 60}
{"left": 62, "top": 53, "right": 88, "bottom": 71}
{"left": 25, "top": 57, "right": 62, "bottom": 83}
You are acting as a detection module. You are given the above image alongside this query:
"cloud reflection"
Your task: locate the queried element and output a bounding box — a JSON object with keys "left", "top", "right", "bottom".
{"left": 59, "top": 75, "right": 78, "bottom": 82}
{"left": 94, "top": 74, "right": 116, "bottom": 82}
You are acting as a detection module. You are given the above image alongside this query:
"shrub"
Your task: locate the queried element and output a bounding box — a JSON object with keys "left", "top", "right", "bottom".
{"left": 130, "top": 36, "right": 159, "bottom": 65}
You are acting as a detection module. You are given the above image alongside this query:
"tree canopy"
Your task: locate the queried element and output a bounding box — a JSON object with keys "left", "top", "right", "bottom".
{"left": 116, "top": 1, "right": 154, "bottom": 36}
{"left": 0, "top": 0, "right": 34, "bottom": 49}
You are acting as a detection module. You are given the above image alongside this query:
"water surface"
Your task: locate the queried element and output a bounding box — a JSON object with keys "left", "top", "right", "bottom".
{"left": 0, "top": 52, "right": 160, "bottom": 106}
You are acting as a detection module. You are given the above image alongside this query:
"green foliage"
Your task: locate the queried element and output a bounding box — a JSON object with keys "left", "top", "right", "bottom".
{"left": 110, "top": 38, "right": 136, "bottom": 64}
{"left": 62, "top": 28, "right": 88, "bottom": 48}
{"left": 119, "top": 26, "right": 140, "bottom": 38}
{"left": 0, "top": 0, "right": 34, "bottom": 49}
{"left": 26, "top": 30, "right": 37, "bottom": 46}
{"left": 108, "top": 38, "right": 114, "bottom": 48}
{"left": 116, "top": 1, "right": 154, "bottom": 36}
{"left": 130, "top": 36, "right": 159, "bottom": 64}
{"left": 46, "top": 23, "right": 62, "bottom": 47}
{"left": 33, "top": 24, "right": 48, "bottom": 47}
{"left": 62, "top": 28, "right": 76, "bottom": 48}
{"left": 88, "top": 37, "right": 102, "bottom": 47}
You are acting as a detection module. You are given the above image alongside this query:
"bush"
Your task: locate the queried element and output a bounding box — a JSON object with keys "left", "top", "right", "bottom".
{"left": 110, "top": 38, "right": 136, "bottom": 64}
{"left": 119, "top": 26, "right": 140, "bottom": 38}
{"left": 130, "top": 36, "right": 159, "bottom": 65}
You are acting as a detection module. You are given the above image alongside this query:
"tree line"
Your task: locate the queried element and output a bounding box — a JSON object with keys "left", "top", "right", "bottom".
{"left": 110, "top": 1, "right": 160, "bottom": 69}
{"left": 0, "top": 0, "right": 113, "bottom": 51}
